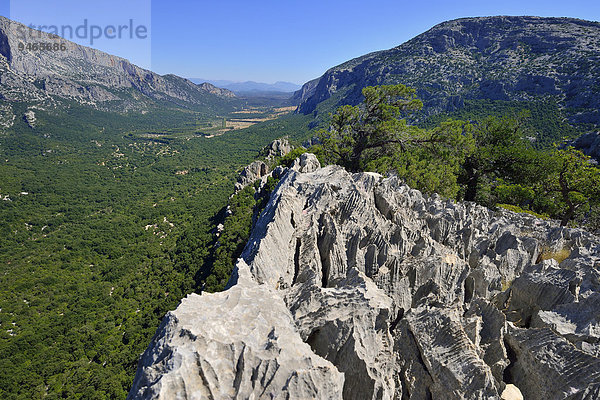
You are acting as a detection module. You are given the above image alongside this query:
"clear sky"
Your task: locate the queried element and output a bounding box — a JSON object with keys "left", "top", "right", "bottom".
{"left": 2, "top": 0, "right": 600, "bottom": 84}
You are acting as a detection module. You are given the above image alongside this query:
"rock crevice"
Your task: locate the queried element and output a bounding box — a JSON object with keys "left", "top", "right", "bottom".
{"left": 129, "top": 155, "right": 600, "bottom": 399}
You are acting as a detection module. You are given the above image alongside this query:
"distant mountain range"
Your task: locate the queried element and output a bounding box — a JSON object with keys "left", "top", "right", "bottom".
{"left": 0, "top": 16, "right": 237, "bottom": 128}
{"left": 294, "top": 16, "right": 600, "bottom": 135}
{"left": 189, "top": 79, "right": 301, "bottom": 94}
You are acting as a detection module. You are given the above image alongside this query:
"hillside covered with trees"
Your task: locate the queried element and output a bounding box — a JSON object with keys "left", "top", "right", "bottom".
{"left": 317, "top": 84, "right": 600, "bottom": 230}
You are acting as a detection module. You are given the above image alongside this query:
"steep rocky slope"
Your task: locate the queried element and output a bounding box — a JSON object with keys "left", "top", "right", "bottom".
{"left": 573, "top": 131, "right": 600, "bottom": 161}
{"left": 295, "top": 16, "right": 600, "bottom": 129}
{"left": 0, "top": 16, "right": 236, "bottom": 119}
{"left": 129, "top": 155, "right": 600, "bottom": 399}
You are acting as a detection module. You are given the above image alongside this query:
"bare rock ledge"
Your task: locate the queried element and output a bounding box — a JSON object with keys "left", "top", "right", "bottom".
{"left": 129, "top": 154, "right": 600, "bottom": 399}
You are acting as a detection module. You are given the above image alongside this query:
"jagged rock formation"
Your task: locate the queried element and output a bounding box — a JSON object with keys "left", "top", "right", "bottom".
{"left": 22, "top": 109, "right": 35, "bottom": 128}
{"left": 235, "top": 139, "right": 294, "bottom": 191}
{"left": 295, "top": 16, "right": 600, "bottom": 129}
{"left": 0, "top": 16, "right": 236, "bottom": 114}
{"left": 234, "top": 160, "right": 269, "bottom": 191}
{"left": 128, "top": 260, "right": 344, "bottom": 399}
{"left": 261, "top": 138, "right": 292, "bottom": 160}
{"left": 130, "top": 155, "right": 600, "bottom": 399}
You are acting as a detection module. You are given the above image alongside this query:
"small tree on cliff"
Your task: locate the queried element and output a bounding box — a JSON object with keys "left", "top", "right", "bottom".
{"left": 320, "top": 84, "right": 473, "bottom": 197}
{"left": 543, "top": 147, "right": 600, "bottom": 226}
{"left": 319, "top": 84, "right": 424, "bottom": 172}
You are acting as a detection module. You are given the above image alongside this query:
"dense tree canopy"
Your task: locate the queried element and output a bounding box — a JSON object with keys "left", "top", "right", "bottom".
{"left": 320, "top": 85, "right": 424, "bottom": 172}
{"left": 544, "top": 147, "right": 600, "bottom": 226}
{"left": 320, "top": 85, "right": 473, "bottom": 197}
{"left": 459, "top": 113, "right": 545, "bottom": 202}
{"left": 319, "top": 84, "right": 600, "bottom": 229}
{"left": 0, "top": 103, "right": 313, "bottom": 399}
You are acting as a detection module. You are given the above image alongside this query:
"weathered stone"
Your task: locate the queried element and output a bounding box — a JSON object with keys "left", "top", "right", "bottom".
{"left": 399, "top": 304, "right": 501, "bottom": 399}
{"left": 234, "top": 160, "right": 269, "bottom": 191}
{"left": 286, "top": 268, "right": 396, "bottom": 399}
{"left": 262, "top": 138, "right": 292, "bottom": 160}
{"left": 531, "top": 292, "right": 600, "bottom": 356}
{"left": 128, "top": 260, "right": 344, "bottom": 400}
{"left": 132, "top": 156, "right": 600, "bottom": 399}
{"left": 290, "top": 152, "right": 320, "bottom": 173}
{"left": 508, "top": 260, "right": 580, "bottom": 325}
{"left": 22, "top": 109, "right": 36, "bottom": 128}
{"left": 504, "top": 326, "right": 600, "bottom": 400}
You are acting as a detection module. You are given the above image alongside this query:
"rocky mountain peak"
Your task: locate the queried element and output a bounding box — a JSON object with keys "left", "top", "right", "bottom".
{"left": 196, "top": 81, "right": 236, "bottom": 97}
{"left": 295, "top": 16, "right": 600, "bottom": 128}
{"left": 129, "top": 155, "right": 600, "bottom": 399}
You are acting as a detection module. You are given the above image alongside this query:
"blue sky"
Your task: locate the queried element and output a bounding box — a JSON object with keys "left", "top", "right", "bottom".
{"left": 2, "top": 0, "right": 600, "bottom": 84}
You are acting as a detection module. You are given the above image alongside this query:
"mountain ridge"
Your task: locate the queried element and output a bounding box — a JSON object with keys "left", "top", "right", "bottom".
{"left": 129, "top": 154, "right": 600, "bottom": 399}
{"left": 0, "top": 16, "right": 237, "bottom": 121}
{"left": 294, "top": 16, "right": 600, "bottom": 132}
{"left": 189, "top": 78, "right": 301, "bottom": 94}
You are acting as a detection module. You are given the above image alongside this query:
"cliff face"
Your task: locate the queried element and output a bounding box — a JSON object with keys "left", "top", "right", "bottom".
{"left": 129, "top": 155, "right": 600, "bottom": 399}
{"left": 295, "top": 16, "right": 600, "bottom": 128}
{"left": 0, "top": 16, "right": 236, "bottom": 114}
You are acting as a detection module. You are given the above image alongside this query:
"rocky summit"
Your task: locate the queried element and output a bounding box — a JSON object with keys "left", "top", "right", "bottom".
{"left": 129, "top": 154, "right": 600, "bottom": 399}
{"left": 294, "top": 16, "right": 600, "bottom": 128}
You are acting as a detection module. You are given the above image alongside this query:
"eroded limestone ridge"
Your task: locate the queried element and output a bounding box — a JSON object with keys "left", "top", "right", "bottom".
{"left": 129, "top": 154, "right": 600, "bottom": 400}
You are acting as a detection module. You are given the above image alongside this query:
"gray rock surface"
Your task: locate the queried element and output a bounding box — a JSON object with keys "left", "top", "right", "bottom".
{"left": 262, "top": 138, "right": 292, "bottom": 160}
{"left": 234, "top": 161, "right": 269, "bottom": 191}
{"left": 399, "top": 304, "right": 500, "bottom": 399}
{"left": 285, "top": 268, "right": 396, "bottom": 399}
{"left": 505, "top": 326, "right": 600, "bottom": 400}
{"left": 131, "top": 157, "right": 600, "bottom": 399}
{"left": 128, "top": 260, "right": 344, "bottom": 400}
{"left": 0, "top": 16, "right": 236, "bottom": 114}
{"left": 22, "top": 109, "right": 35, "bottom": 128}
{"left": 289, "top": 152, "right": 320, "bottom": 173}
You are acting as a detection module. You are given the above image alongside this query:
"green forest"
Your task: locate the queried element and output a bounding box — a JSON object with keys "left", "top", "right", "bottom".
{"left": 0, "top": 103, "right": 311, "bottom": 399}
{"left": 1, "top": 84, "right": 598, "bottom": 399}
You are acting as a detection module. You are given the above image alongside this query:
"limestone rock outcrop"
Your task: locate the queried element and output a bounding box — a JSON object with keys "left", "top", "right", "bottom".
{"left": 234, "top": 161, "right": 269, "bottom": 191}
{"left": 261, "top": 138, "right": 292, "bottom": 160}
{"left": 23, "top": 109, "right": 36, "bottom": 128}
{"left": 130, "top": 156, "right": 600, "bottom": 399}
{"left": 128, "top": 260, "right": 344, "bottom": 400}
